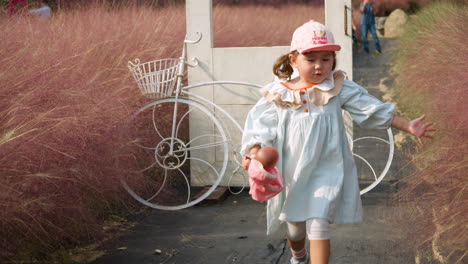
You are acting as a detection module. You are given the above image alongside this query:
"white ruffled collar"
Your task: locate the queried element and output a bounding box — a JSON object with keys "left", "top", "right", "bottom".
{"left": 261, "top": 70, "right": 346, "bottom": 109}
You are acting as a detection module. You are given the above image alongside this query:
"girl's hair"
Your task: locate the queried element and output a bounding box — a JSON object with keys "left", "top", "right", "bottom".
{"left": 273, "top": 51, "right": 337, "bottom": 80}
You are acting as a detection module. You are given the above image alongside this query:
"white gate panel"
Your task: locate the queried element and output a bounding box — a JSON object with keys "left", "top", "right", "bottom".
{"left": 326, "top": 0, "right": 353, "bottom": 79}
{"left": 212, "top": 46, "right": 289, "bottom": 104}
{"left": 326, "top": 0, "right": 354, "bottom": 148}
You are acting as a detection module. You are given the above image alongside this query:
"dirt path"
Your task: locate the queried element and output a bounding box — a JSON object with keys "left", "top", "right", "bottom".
{"left": 89, "top": 38, "right": 414, "bottom": 264}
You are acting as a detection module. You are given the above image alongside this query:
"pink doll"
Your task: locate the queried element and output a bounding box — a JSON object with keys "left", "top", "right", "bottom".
{"left": 246, "top": 147, "right": 283, "bottom": 202}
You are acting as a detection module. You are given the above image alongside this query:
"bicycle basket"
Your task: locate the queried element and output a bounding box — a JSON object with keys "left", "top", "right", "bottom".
{"left": 128, "top": 58, "right": 179, "bottom": 99}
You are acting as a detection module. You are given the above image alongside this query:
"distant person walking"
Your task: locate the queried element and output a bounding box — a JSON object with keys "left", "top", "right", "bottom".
{"left": 360, "top": 0, "right": 381, "bottom": 53}
{"left": 29, "top": 0, "right": 52, "bottom": 20}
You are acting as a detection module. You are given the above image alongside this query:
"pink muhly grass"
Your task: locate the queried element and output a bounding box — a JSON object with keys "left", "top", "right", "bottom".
{"left": 213, "top": 0, "right": 323, "bottom": 5}
{"left": 0, "top": 4, "right": 186, "bottom": 259}
{"left": 393, "top": 2, "right": 467, "bottom": 263}
{"left": 213, "top": 4, "right": 324, "bottom": 47}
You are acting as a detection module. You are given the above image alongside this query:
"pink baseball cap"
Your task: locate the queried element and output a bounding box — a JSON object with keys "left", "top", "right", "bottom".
{"left": 290, "top": 20, "right": 341, "bottom": 53}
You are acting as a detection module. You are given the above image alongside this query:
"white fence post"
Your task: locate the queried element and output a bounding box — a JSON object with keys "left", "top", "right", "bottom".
{"left": 326, "top": 0, "right": 354, "bottom": 147}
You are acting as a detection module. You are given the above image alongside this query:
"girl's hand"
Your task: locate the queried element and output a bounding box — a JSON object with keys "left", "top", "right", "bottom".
{"left": 242, "top": 145, "right": 261, "bottom": 170}
{"left": 242, "top": 156, "right": 252, "bottom": 170}
{"left": 408, "top": 114, "right": 436, "bottom": 147}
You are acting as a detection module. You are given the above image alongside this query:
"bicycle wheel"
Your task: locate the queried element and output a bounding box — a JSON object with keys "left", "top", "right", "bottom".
{"left": 353, "top": 128, "right": 395, "bottom": 195}
{"left": 116, "top": 97, "right": 229, "bottom": 210}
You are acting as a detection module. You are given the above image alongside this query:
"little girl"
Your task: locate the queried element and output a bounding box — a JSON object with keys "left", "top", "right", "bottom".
{"left": 241, "top": 21, "right": 434, "bottom": 264}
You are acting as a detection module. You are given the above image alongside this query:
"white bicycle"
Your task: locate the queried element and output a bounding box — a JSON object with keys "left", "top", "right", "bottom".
{"left": 117, "top": 33, "right": 394, "bottom": 210}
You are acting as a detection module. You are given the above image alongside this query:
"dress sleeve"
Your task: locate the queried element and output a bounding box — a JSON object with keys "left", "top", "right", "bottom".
{"left": 340, "top": 80, "right": 395, "bottom": 129}
{"left": 241, "top": 97, "right": 279, "bottom": 156}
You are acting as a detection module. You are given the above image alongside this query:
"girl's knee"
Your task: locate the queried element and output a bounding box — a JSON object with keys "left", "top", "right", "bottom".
{"left": 285, "top": 221, "right": 307, "bottom": 241}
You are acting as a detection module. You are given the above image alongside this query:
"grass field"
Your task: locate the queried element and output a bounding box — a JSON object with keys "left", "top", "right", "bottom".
{"left": 393, "top": 2, "right": 467, "bottom": 263}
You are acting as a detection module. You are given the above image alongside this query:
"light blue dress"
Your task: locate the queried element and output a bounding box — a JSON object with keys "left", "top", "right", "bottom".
{"left": 241, "top": 71, "right": 395, "bottom": 235}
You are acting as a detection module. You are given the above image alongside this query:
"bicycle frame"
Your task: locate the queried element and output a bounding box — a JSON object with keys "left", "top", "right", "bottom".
{"left": 169, "top": 33, "right": 203, "bottom": 155}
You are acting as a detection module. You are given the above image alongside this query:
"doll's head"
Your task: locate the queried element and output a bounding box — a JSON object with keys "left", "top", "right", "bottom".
{"left": 255, "top": 146, "right": 279, "bottom": 170}
{"left": 273, "top": 20, "right": 340, "bottom": 82}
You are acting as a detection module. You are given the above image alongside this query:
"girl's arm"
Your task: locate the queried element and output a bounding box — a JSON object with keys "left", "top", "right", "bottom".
{"left": 241, "top": 97, "right": 279, "bottom": 170}
{"left": 242, "top": 145, "right": 261, "bottom": 170}
{"left": 391, "top": 114, "right": 436, "bottom": 147}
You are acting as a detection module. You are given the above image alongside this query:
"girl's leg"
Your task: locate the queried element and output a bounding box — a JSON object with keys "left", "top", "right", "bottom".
{"left": 286, "top": 222, "right": 308, "bottom": 263}
{"left": 288, "top": 236, "right": 306, "bottom": 251}
{"left": 306, "top": 218, "right": 331, "bottom": 264}
{"left": 309, "top": 240, "right": 330, "bottom": 264}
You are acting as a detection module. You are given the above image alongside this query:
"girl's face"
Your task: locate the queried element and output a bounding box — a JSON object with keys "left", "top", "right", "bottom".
{"left": 290, "top": 51, "right": 334, "bottom": 84}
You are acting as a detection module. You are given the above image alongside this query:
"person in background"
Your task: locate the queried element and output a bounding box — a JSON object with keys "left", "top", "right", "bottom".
{"left": 29, "top": 0, "right": 52, "bottom": 20}
{"left": 360, "top": 0, "right": 381, "bottom": 53}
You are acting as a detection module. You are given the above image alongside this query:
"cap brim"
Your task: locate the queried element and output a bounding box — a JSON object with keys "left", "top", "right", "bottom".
{"left": 300, "top": 44, "right": 341, "bottom": 53}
